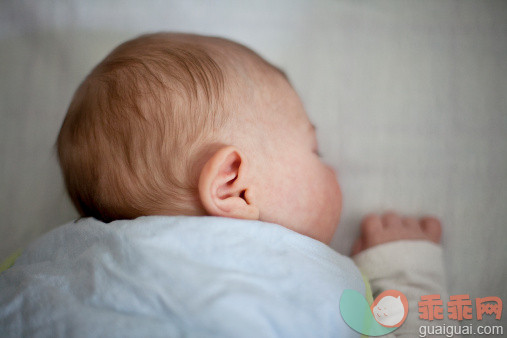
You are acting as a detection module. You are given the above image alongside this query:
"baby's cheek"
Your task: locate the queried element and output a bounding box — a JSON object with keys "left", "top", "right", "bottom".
{"left": 324, "top": 167, "right": 341, "bottom": 207}
{"left": 315, "top": 166, "right": 342, "bottom": 226}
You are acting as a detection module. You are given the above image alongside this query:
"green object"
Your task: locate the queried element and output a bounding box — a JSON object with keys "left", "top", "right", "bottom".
{"left": 340, "top": 289, "right": 397, "bottom": 336}
{"left": 340, "top": 275, "right": 398, "bottom": 337}
{"left": 362, "top": 272, "right": 374, "bottom": 306}
{"left": 0, "top": 248, "right": 22, "bottom": 274}
{"left": 360, "top": 273, "right": 374, "bottom": 338}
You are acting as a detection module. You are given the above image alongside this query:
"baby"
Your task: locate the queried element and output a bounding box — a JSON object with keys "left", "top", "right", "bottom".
{"left": 56, "top": 32, "right": 442, "bottom": 248}
{"left": 0, "top": 33, "right": 449, "bottom": 337}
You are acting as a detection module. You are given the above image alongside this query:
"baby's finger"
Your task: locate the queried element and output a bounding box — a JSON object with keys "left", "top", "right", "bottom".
{"left": 361, "top": 214, "right": 383, "bottom": 235}
{"left": 420, "top": 216, "right": 442, "bottom": 244}
{"left": 402, "top": 217, "right": 419, "bottom": 230}
{"left": 360, "top": 214, "right": 384, "bottom": 248}
{"left": 382, "top": 211, "right": 402, "bottom": 229}
{"left": 351, "top": 237, "right": 364, "bottom": 256}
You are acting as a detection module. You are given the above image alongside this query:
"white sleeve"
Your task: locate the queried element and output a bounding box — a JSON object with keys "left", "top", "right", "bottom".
{"left": 353, "top": 240, "right": 452, "bottom": 338}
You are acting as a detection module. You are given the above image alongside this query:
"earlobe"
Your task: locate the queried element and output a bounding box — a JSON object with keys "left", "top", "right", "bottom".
{"left": 198, "top": 146, "right": 259, "bottom": 220}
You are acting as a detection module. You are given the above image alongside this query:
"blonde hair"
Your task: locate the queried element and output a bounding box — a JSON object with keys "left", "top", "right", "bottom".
{"left": 57, "top": 32, "right": 277, "bottom": 222}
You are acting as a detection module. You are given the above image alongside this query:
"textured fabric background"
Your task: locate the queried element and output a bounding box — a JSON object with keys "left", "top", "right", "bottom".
{"left": 1, "top": 0, "right": 505, "bottom": 327}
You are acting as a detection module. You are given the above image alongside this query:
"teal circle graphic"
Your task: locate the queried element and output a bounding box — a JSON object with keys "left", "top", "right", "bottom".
{"left": 340, "top": 289, "right": 398, "bottom": 336}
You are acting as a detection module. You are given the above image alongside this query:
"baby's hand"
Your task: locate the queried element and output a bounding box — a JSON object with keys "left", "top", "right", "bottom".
{"left": 351, "top": 212, "right": 441, "bottom": 256}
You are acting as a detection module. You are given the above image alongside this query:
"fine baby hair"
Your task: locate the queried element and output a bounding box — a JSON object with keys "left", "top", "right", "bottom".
{"left": 56, "top": 32, "right": 280, "bottom": 223}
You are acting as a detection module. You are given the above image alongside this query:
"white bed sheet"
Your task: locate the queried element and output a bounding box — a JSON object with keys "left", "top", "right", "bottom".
{"left": 1, "top": 0, "right": 505, "bottom": 328}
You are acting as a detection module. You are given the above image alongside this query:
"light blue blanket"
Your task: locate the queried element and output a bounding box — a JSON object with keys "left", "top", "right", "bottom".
{"left": 0, "top": 216, "right": 364, "bottom": 337}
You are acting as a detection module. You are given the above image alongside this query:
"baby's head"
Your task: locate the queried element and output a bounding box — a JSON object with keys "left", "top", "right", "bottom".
{"left": 57, "top": 32, "right": 342, "bottom": 244}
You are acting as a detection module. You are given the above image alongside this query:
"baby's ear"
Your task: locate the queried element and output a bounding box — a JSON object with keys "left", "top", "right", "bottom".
{"left": 198, "top": 146, "right": 259, "bottom": 220}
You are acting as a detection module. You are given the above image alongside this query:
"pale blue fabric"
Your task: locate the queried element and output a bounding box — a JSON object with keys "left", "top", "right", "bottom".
{"left": 0, "top": 216, "right": 364, "bottom": 337}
